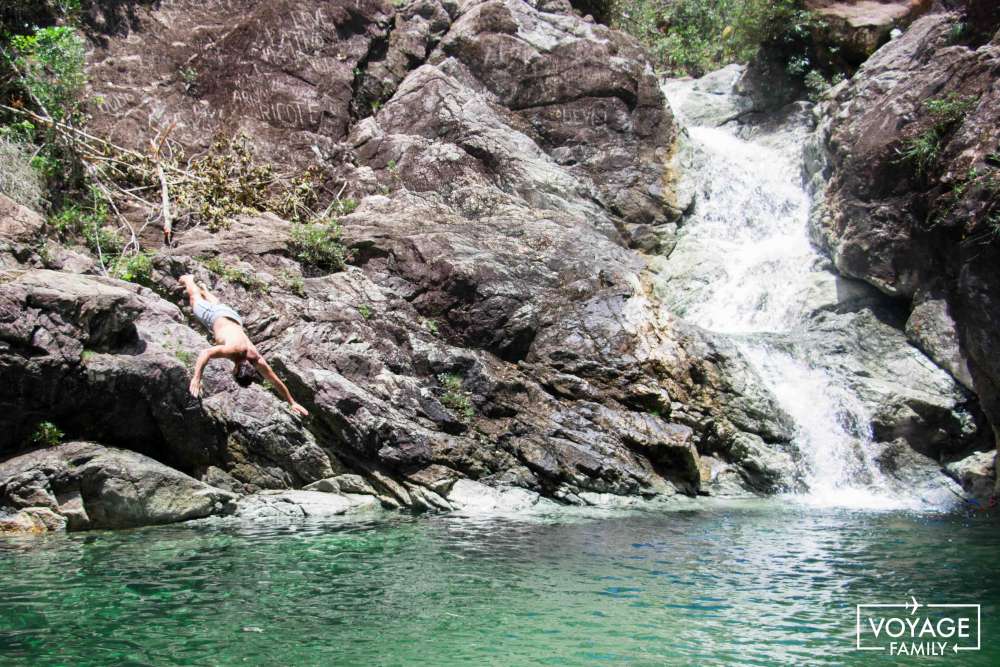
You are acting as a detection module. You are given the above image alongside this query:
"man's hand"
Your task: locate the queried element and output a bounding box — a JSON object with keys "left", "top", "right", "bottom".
{"left": 289, "top": 401, "right": 309, "bottom": 417}
{"left": 189, "top": 376, "right": 202, "bottom": 398}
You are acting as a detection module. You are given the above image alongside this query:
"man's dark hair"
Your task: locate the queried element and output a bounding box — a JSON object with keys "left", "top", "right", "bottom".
{"left": 234, "top": 360, "right": 257, "bottom": 388}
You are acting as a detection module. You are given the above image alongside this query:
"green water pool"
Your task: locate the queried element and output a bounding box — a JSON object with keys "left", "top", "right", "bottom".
{"left": 2, "top": 499, "right": 998, "bottom": 666}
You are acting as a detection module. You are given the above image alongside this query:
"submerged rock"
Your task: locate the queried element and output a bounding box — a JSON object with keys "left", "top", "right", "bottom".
{"left": 0, "top": 442, "right": 235, "bottom": 532}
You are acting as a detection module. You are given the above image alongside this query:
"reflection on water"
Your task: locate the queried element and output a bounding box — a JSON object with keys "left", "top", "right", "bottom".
{"left": 2, "top": 502, "right": 999, "bottom": 666}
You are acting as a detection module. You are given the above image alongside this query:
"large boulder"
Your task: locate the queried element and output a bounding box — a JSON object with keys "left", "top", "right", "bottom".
{"left": 0, "top": 442, "right": 235, "bottom": 531}
{"left": 806, "top": 0, "right": 934, "bottom": 69}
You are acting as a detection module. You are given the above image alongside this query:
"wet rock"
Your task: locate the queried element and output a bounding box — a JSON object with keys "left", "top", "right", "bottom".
{"left": 0, "top": 507, "right": 67, "bottom": 534}
{"left": 0, "top": 442, "right": 235, "bottom": 531}
{"left": 305, "top": 474, "right": 379, "bottom": 497}
{"left": 944, "top": 450, "right": 995, "bottom": 502}
{"left": 0, "top": 269, "right": 340, "bottom": 491}
{"left": 769, "top": 309, "right": 980, "bottom": 459}
{"left": 445, "top": 479, "right": 560, "bottom": 513}
{"left": 233, "top": 490, "right": 382, "bottom": 520}
{"left": 4, "top": 0, "right": 938, "bottom": 515}
{"left": 697, "top": 455, "right": 756, "bottom": 497}
{"left": 872, "top": 439, "right": 964, "bottom": 507}
{"left": 662, "top": 65, "right": 752, "bottom": 127}
{"left": 724, "top": 432, "right": 799, "bottom": 493}
{"left": 905, "top": 290, "right": 974, "bottom": 390}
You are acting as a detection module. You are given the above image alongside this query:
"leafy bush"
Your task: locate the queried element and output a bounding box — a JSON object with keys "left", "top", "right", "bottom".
{"left": 29, "top": 420, "right": 64, "bottom": 447}
{"left": 49, "top": 199, "right": 123, "bottom": 252}
{"left": 329, "top": 197, "right": 358, "bottom": 216}
{"left": 438, "top": 373, "right": 474, "bottom": 422}
{"left": 289, "top": 218, "right": 350, "bottom": 272}
{"left": 609, "top": 0, "right": 817, "bottom": 77}
{"left": 111, "top": 251, "right": 154, "bottom": 285}
{"left": 7, "top": 26, "right": 85, "bottom": 121}
{"left": 802, "top": 70, "right": 843, "bottom": 102}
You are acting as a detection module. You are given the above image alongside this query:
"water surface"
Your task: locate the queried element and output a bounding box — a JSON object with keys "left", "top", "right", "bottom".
{"left": 2, "top": 501, "right": 998, "bottom": 665}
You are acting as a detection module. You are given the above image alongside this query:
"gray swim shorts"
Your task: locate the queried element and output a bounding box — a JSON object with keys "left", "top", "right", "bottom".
{"left": 193, "top": 299, "right": 243, "bottom": 330}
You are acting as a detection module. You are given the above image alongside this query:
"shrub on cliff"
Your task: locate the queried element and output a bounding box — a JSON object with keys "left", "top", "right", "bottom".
{"left": 289, "top": 219, "right": 351, "bottom": 273}
{"left": 608, "top": 0, "right": 817, "bottom": 77}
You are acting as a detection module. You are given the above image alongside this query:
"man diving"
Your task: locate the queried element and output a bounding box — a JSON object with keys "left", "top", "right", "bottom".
{"left": 178, "top": 274, "right": 309, "bottom": 416}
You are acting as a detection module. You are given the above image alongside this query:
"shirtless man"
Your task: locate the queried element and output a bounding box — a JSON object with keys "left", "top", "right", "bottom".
{"left": 179, "top": 274, "right": 309, "bottom": 416}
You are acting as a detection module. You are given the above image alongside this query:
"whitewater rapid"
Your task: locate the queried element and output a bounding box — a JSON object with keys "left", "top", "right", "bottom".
{"left": 659, "top": 78, "right": 935, "bottom": 510}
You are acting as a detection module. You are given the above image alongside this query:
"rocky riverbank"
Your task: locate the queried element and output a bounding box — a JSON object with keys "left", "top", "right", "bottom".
{"left": 1, "top": 0, "right": 996, "bottom": 532}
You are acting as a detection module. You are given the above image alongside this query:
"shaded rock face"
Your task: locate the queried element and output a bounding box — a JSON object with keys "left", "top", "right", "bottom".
{"left": 808, "top": 11, "right": 1000, "bottom": 480}
{"left": 806, "top": 0, "right": 934, "bottom": 68}
{"left": 0, "top": 442, "right": 235, "bottom": 531}
{"left": 1, "top": 0, "right": 806, "bottom": 520}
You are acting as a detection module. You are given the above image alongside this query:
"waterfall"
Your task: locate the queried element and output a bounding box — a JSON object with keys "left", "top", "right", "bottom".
{"left": 658, "top": 77, "right": 923, "bottom": 509}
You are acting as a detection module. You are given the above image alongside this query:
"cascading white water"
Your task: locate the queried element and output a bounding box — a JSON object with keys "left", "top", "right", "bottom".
{"left": 660, "top": 78, "right": 921, "bottom": 509}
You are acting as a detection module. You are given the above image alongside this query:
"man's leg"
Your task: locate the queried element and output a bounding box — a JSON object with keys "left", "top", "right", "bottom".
{"left": 198, "top": 282, "right": 221, "bottom": 304}
{"left": 179, "top": 275, "right": 201, "bottom": 309}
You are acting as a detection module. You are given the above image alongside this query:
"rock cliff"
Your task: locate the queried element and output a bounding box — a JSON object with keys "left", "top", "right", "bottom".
{"left": 2, "top": 0, "right": 994, "bottom": 531}
{"left": 808, "top": 6, "right": 1000, "bottom": 494}
{"left": 1, "top": 0, "right": 810, "bottom": 530}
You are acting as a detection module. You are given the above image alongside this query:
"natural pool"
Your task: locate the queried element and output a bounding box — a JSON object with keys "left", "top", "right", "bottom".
{"left": 1, "top": 500, "right": 998, "bottom": 666}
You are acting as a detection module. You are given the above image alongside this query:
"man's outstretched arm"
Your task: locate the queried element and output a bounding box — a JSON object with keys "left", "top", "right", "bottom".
{"left": 190, "top": 345, "right": 227, "bottom": 397}
{"left": 255, "top": 358, "right": 309, "bottom": 416}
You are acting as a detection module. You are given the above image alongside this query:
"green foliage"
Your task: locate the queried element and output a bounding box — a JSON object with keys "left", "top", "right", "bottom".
{"left": 437, "top": 373, "right": 474, "bottom": 422}
{"left": 162, "top": 339, "right": 195, "bottom": 368}
{"left": 174, "top": 348, "right": 195, "bottom": 368}
{"left": 609, "top": 0, "right": 817, "bottom": 77}
{"left": 289, "top": 218, "right": 350, "bottom": 272}
{"left": 357, "top": 303, "right": 373, "bottom": 320}
{"left": 29, "top": 420, "right": 64, "bottom": 447}
{"left": 925, "top": 93, "right": 977, "bottom": 126}
{"left": 6, "top": 26, "right": 85, "bottom": 122}
{"left": 279, "top": 269, "right": 306, "bottom": 297}
{"left": 806, "top": 70, "right": 844, "bottom": 101}
{"left": 899, "top": 94, "right": 978, "bottom": 177}
{"left": 0, "top": 120, "right": 36, "bottom": 143}
{"left": 178, "top": 66, "right": 198, "bottom": 95}
{"left": 899, "top": 131, "right": 941, "bottom": 177}
{"left": 421, "top": 318, "right": 439, "bottom": 336}
{"left": 947, "top": 22, "right": 968, "bottom": 45}
{"left": 328, "top": 197, "right": 358, "bottom": 216}
{"left": 110, "top": 251, "right": 154, "bottom": 285}
{"left": 201, "top": 256, "right": 268, "bottom": 292}
{"left": 49, "top": 198, "right": 120, "bottom": 252}
{"left": 987, "top": 214, "right": 1000, "bottom": 242}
